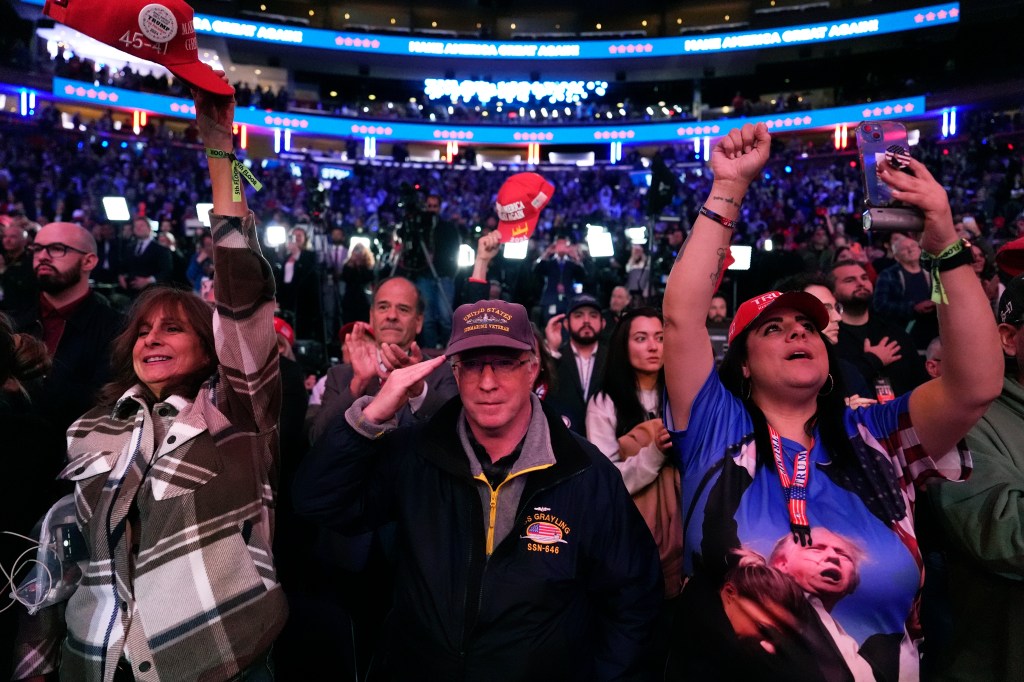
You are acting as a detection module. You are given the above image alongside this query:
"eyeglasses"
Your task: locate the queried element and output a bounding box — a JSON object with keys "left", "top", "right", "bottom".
{"left": 452, "top": 357, "right": 531, "bottom": 379}
{"left": 822, "top": 302, "right": 844, "bottom": 315}
{"left": 27, "top": 242, "right": 90, "bottom": 258}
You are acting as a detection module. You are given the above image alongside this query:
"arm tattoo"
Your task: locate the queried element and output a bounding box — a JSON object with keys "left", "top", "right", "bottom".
{"left": 711, "top": 195, "right": 740, "bottom": 207}
{"left": 710, "top": 247, "right": 727, "bottom": 285}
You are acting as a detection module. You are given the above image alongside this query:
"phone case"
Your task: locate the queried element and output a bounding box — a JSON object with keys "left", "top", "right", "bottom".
{"left": 856, "top": 121, "right": 911, "bottom": 208}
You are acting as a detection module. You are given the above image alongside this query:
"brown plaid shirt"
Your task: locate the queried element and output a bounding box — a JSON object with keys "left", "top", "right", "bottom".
{"left": 14, "top": 212, "right": 286, "bottom": 682}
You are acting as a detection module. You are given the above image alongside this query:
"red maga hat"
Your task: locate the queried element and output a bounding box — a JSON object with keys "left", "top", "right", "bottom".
{"left": 495, "top": 173, "right": 554, "bottom": 244}
{"left": 997, "top": 236, "right": 1024, "bottom": 278}
{"left": 728, "top": 290, "right": 830, "bottom": 345}
{"left": 273, "top": 317, "right": 295, "bottom": 346}
{"left": 44, "top": 0, "right": 234, "bottom": 96}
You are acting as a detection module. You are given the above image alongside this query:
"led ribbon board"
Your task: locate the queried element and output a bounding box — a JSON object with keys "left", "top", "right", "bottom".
{"left": 22, "top": 0, "right": 958, "bottom": 61}
{"left": 50, "top": 78, "right": 926, "bottom": 146}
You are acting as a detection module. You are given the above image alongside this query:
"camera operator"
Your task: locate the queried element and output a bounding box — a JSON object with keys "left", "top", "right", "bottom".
{"left": 394, "top": 191, "right": 461, "bottom": 349}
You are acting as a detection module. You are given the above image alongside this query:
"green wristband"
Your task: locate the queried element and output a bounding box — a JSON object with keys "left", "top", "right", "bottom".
{"left": 205, "top": 148, "right": 263, "bottom": 202}
{"left": 921, "top": 239, "right": 971, "bottom": 304}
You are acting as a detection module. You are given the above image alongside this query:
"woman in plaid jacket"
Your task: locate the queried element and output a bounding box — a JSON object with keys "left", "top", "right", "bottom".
{"left": 14, "top": 72, "right": 286, "bottom": 682}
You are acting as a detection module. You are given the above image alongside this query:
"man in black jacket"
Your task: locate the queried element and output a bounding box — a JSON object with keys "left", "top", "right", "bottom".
{"left": 534, "top": 234, "right": 587, "bottom": 321}
{"left": 544, "top": 293, "right": 608, "bottom": 434}
{"left": 10, "top": 222, "right": 123, "bottom": 433}
{"left": 294, "top": 298, "right": 662, "bottom": 681}
{"left": 830, "top": 260, "right": 928, "bottom": 399}
{"left": 119, "top": 215, "right": 173, "bottom": 297}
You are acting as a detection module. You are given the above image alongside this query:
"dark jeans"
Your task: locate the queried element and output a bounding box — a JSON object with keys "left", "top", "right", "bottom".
{"left": 415, "top": 275, "right": 454, "bottom": 349}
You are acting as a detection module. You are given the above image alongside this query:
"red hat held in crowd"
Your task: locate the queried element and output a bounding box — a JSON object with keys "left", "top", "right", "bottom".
{"left": 495, "top": 173, "right": 554, "bottom": 244}
{"left": 44, "top": 0, "right": 234, "bottom": 96}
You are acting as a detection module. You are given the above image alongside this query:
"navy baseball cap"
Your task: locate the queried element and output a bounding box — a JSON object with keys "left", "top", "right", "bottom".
{"left": 566, "top": 294, "right": 601, "bottom": 315}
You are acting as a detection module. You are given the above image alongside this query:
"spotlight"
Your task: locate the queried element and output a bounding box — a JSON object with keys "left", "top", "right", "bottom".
{"left": 265, "top": 225, "right": 288, "bottom": 248}
{"left": 503, "top": 241, "right": 529, "bottom": 260}
{"left": 195, "top": 203, "right": 214, "bottom": 228}
{"left": 102, "top": 197, "right": 130, "bottom": 222}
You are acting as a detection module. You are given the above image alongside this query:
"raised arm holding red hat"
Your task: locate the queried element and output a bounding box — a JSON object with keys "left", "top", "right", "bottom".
{"left": 12, "top": 69, "right": 284, "bottom": 682}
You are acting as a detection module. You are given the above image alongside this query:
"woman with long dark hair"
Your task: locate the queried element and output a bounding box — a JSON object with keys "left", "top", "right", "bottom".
{"left": 586, "top": 307, "right": 680, "bottom": 601}
{"left": 14, "top": 73, "right": 285, "bottom": 681}
{"left": 586, "top": 307, "right": 670, "bottom": 494}
{"left": 661, "top": 123, "right": 1002, "bottom": 681}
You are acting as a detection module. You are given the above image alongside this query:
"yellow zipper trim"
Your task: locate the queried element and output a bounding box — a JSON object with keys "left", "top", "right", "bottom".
{"left": 473, "top": 463, "right": 553, "bottom": 555}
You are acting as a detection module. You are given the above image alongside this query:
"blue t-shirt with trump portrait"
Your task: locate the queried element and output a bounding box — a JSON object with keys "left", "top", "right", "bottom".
{"left": 666, "top": 369, "right": 969, "bottom": 682}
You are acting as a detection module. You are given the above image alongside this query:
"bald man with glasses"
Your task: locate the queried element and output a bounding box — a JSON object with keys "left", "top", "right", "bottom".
{"left": 8, "top": 222, "right": 124, "bottom": 432}
{"left": 295, "top": 299, "right": 662, "bottom": 681}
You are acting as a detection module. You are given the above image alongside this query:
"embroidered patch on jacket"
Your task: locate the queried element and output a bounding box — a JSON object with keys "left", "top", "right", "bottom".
{"left": 522, "top": 509, "right": 570, "bottom": 553}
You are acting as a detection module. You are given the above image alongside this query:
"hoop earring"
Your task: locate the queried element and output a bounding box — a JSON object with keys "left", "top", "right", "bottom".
{"left": 741, "top": 377, "right": 752, "bottom": 401}
{"left": 819, "top": 373, "right": 834, "bottom": 396}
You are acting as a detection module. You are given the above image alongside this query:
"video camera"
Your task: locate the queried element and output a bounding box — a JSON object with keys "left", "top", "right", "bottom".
{"left": 396, "top": 183, "right": 436, "bottom": 274}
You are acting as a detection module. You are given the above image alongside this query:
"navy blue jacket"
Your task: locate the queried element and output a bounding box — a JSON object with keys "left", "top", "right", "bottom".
{"left": 293, "top": 397, "right": 662, "bottom": 681}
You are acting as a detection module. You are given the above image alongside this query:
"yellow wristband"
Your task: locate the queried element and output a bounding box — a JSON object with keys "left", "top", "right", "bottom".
{"left": 205, "top": 148, "right": 263, "bottom": 202}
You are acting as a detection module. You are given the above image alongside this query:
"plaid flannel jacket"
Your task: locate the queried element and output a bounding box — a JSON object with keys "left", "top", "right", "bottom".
{"left": 13, "top": 212, "right": 286, "bottom": 682}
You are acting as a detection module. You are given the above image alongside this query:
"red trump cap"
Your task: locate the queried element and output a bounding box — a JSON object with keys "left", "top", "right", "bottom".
{"left": 273, "top": 317, "right": 295, "bottom": 346}
{"left": 728, "top": 290, "right": 830, "bottom": 344}
{"left": 494, "top": 173, "right": 554, "bottom": 244}
{"left": 44, "top": 0, "right": 234, "bottom": 96}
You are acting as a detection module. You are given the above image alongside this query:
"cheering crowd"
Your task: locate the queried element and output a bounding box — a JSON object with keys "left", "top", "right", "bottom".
{"left": 2, "top": 77, "right": 1024, "bottom": 682}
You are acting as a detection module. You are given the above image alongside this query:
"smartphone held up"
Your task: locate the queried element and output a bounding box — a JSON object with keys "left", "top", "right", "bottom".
{"left": 855, "top": 121, "right": 924, "bottom": 232}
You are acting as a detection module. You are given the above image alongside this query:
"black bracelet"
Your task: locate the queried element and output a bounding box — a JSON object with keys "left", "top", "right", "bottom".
{"left": 699, "top": 205, "right": 738, "bottom": 230}
{"left": 934, "top": 246, "right": 974, "bottom": 272}
{"left": 920, "top": 238, "right": 974, "bottom": 304}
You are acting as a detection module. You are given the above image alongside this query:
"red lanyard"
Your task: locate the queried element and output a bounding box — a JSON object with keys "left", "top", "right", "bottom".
{"left": 768, "top": 424, "right": 814, "bottom": 547}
